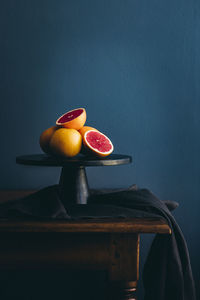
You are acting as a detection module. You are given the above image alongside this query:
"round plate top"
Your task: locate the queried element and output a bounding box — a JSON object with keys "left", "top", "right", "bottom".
{"left": 16, "top": 154, "right": 132, "bottom": 167}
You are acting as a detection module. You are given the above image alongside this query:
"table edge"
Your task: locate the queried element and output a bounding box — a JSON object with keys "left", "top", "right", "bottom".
{"left": 0, "top": 218, "right": 171, "bottom": 234}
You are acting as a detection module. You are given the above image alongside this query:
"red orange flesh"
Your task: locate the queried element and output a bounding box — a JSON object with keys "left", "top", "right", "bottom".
{"left": 83, "top": 130, "right": 114, "bottom": 157}
{"left": 56, "top": 108, "right": 86, "bottom": 130}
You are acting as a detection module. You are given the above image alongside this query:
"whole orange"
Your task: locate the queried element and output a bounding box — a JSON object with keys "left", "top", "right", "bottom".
{"left": 39, "top": 126, "right": 58, "bottom": 154}
{"left": 79, "top": 126, "right": 98, "bottom": 137}
{"left": 50, "top": 128, "right": 82, "bottom": 157}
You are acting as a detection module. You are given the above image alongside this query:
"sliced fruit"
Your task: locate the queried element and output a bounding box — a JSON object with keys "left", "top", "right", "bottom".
{"left": 39, "top": 126, "right": 58, "bottom": 154}
{"left": 56, "top": 108, "right": 86, "bottom": 130}
{"left": 79, "top": 126, "right": 98, "bottom": 137}
{"left": 50, "top": 128, "right": 82, "bottom": 157}
{"left": 79, "top": 126, "right": 98, "bottom": 155}
{"left": 83, "top": 130, "right": 114, "bottom": 157}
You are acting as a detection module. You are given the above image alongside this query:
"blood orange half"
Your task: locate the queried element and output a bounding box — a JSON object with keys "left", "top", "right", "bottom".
{"left": 83, "top": 130, "right": 114, "bottom": 157}
{"left": 56, "top": 108, "right": 86, "bottom": 130}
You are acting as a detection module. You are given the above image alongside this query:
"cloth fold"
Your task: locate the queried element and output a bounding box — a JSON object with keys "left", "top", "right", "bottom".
{"left": 89, "top": 187, "right": 196, "bottom": 300}
{"left": 0, "top": 185, "right": 196, "bottom": 300}
{"left": 0, "top": 185, "right": 69, "bottom": 219}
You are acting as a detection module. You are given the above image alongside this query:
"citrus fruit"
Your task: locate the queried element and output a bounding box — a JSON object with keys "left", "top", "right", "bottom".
{"left": 79, "top": 126, "right": 99, "bottom": 155}
{"left": 50, "top": 128, "right": 82, "bottom": 157}
{"left": 39, "top": 126, "right": 58, "bottom": 154}
{"left": 83, "top": 130, "right": 114, "bottom": 157}
{"left": 79, "top": 126, "right": 98, "bottom": 137}
{"left": 56, "top": 108, "right": 86, "bottom": 130}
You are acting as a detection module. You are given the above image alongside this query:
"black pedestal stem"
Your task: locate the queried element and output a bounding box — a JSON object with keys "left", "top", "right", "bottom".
{"left": 59, "top": 166, "right": 90, "bottom": 206}
{"left": 16, "top": 154, "right": 132, "bottom": 206}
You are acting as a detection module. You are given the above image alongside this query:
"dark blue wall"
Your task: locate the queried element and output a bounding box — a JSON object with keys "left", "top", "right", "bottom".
{"left": 1, "top": 0, "right": 199, "bottom": 298}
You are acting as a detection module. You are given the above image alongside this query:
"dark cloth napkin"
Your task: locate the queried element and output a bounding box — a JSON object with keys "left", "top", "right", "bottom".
{"left": 0, "top": 185, "right": 196, "bottom": 300}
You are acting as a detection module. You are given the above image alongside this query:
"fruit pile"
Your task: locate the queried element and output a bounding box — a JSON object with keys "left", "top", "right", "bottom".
{"left": 39, "top": 108, "right": 114, "bottom": 158}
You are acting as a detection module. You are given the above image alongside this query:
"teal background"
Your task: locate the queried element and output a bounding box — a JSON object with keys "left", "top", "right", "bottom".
{"left": 0, "top": 0, "right": 199, "bottom": 298}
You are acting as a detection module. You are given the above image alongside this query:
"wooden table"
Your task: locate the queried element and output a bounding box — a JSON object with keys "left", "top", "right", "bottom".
{"left": 0, "top": 191, "right": 171, "bottom": 300}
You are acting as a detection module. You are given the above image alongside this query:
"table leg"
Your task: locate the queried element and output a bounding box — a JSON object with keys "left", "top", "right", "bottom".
{"left": 107, "top": 281, "right": 137, "bottom": 300}
{"left": 59, "top": 166, "right": 90, "bottom": 206}
{"left": 107, "top": 233, "right": 139, "bottom": 300}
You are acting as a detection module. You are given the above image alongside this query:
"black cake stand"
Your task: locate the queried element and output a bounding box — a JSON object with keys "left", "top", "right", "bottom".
{"left": 16, "top": 154, "right": 132, "bottom": 207}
